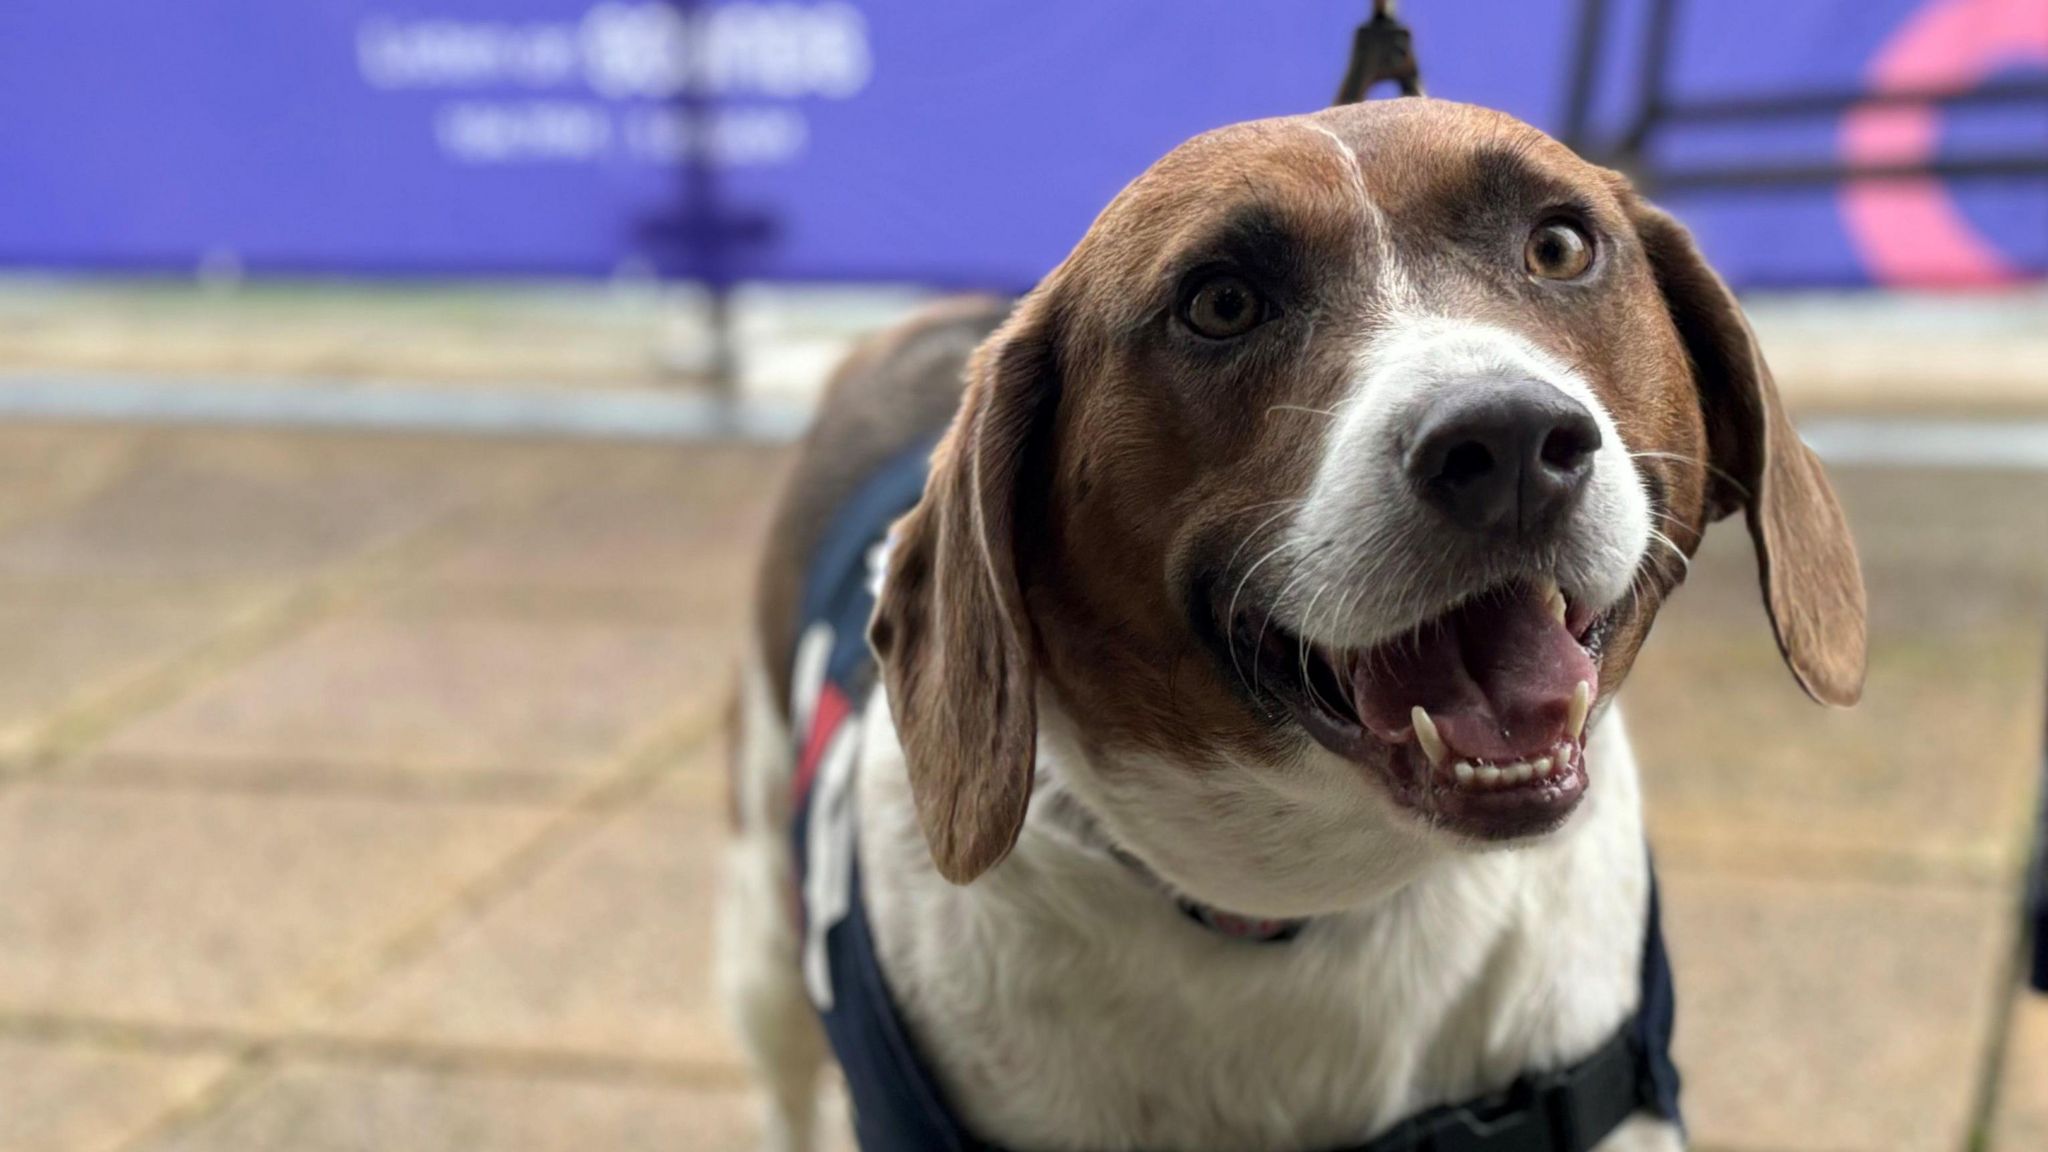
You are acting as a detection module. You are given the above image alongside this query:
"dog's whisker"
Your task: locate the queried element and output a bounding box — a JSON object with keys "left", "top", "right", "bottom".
{"left": 1255, "top": 560, "right": 1319, "bottom": 698}
{"left": 1266, "top": 404, "right": 1340, "bottom": 421}
{"left": 1297, "top": 581, "right": 1345, "bottom": 719}
{"left": 1228, "top": 536, "right": 1298, "bottom": 695}
{"left": 1645, "top": 527, "right": 1691, "bottom": 574}
{"left": 1221, "top": 502, "right": 1306, "bottom": 689}
{"left": 1224, "top": 503, "right": 1305, "bottom": 574}
{"left": 1628, "top": 450, "right": 1750, "bottom": 498}
{"left": 1650, "top": 509, "right": 1690, "bottom": 530}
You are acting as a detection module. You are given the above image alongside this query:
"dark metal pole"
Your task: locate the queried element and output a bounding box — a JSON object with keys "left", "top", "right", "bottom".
{"left": 1560, "top": 0, "right": 1609, "bottom": 153}
{"left": 2031, "top": 635, "right": 2048, "bottom": 992}
{"left": 1619, "top": 0, "right": 1679, "bottom": 167}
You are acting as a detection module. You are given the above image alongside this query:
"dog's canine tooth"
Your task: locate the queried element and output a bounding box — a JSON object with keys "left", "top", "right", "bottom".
{"left": 1534, "top": 756, "right": 1553, "bottom": 778}
{"left": 1567, "top": 680, "right": 1590, "bottom": 743}
{"left": 1542, "top": 579, "right": 1567, "bottom": 626}
{"left": 1411, "top": 707, "right": 1447, "bottom": 767}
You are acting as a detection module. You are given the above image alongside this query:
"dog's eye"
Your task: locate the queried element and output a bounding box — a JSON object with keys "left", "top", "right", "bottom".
{"left": 1525, "top": 220, "right": 1595, "bottom": 281}
{"left": 1180, "top": 274, "right": 1268, "bottom": 339}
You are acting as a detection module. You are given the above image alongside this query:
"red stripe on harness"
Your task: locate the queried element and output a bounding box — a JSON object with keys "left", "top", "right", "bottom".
{"left": 793, "top": 683, "right": 852, "bottom": 806}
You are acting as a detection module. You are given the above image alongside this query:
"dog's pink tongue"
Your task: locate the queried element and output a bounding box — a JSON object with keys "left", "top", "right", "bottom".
{"left": 1349, "top": 585, "right": 1595, "bottom": 762}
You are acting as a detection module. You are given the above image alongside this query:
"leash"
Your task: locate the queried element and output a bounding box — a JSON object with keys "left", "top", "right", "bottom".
{"left": 1335, "top": 0, "right": 1425, "bottom": 102}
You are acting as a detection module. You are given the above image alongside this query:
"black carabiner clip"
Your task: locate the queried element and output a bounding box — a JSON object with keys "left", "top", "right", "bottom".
{"left": 1335, "top": 0, "right": 1425, "bottom": 103}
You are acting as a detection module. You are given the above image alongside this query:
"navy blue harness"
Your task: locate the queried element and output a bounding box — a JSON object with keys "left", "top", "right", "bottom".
{"left": 787, "top": 438, "right": 1683, "bottom": 1152}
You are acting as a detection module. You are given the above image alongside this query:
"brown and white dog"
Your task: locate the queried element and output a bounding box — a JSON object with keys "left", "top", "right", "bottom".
{"left": 720, "top": 98, "right": 1866, "bottom": 1152}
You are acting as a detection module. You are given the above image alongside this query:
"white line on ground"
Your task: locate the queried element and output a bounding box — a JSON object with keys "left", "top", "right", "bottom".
{"left": 0, "top": 372, "right": 813, "bottom": 443}
{"left": 0, "top": 373, "right": 2044, "bottom": 469}
{"left": 1798, "top": 417, "right": 2048, "bottom": 471}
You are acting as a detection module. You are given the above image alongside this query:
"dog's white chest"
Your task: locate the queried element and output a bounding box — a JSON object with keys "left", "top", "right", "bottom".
{"left": 856, "top": 706, "right": 1658, "bottom": 1152}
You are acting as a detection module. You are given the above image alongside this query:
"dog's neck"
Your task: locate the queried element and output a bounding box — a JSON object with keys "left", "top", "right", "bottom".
{"left": 1032, "top": 764, "right": 1312, "bottom": 942}
{"left": 858, "top": 695, "right": 1657, "bottom": 1151}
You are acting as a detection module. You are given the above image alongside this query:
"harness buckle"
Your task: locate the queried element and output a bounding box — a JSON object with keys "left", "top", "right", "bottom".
{"left": 1427, "top": 1077, "right": 1556, "bottom": 1152}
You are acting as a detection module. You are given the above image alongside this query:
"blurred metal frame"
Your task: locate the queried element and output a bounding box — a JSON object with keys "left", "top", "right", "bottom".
{"left": 2031, "top": 654, "right": 2048, "bottom": 993}
{"left": 1561, "top": 0, "right": 2048, "bottom": 190}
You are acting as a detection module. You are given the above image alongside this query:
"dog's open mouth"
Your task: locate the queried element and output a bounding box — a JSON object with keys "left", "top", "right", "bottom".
{"left": 1227, "top": 578, "right": 1610, "bottom": 839}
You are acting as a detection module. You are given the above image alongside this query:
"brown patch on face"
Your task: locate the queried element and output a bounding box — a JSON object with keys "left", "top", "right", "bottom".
{"left": 870, "top": 98, "right": 1862, "bottom": 879}
{"left": 1020, "top": 103, "right": 1728, "bottom": 771}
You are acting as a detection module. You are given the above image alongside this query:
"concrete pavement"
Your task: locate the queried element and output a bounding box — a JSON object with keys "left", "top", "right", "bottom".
{"left": 0, "top": 410, "right": 2038, "bottom": 1150}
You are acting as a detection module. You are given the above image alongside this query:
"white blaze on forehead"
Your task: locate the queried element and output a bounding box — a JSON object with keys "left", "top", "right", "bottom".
{"left": 1281, "top": 315, "right": 1653, "bottom": 645}
{"left": 1294, "top": 121, "right": 1417, "bottom": 309}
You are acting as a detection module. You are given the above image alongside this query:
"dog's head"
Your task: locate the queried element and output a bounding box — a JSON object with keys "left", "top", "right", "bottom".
{"left": 871, "top": 99, "right": 1865, "bottom": 913}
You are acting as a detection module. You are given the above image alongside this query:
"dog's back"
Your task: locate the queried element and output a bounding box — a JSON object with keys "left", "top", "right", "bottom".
{"left": 751, "top": 295, "right": 1009, "bottom": 718}
{"left": 721, "top": 296, "right": 1005, "bottom": 1152}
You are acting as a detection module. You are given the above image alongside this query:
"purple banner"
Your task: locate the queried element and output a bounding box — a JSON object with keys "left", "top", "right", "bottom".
{"left": 0, "top": 1, "right": 2041, "bottom": 288}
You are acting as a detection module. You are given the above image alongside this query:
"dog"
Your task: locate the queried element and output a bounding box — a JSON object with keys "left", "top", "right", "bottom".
{"left": 718, "top": 97, "right": 1866, "bottom": 1152}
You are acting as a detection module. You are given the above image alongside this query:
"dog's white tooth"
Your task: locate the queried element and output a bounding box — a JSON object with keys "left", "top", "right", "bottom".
{"left": 1511, "top": 763, "right": 1532, "bottom": 783}
{"left": 1534, "top": 756, "right": 1553, "bottom": 778}
{"left": 1454, "top": 760, "right": 1474, "bottom": 785}
{"left": 1411, "top": 707, "right": 1448, "bottom": 768}
{"left": 1477, "top": 764, "right": 1501, "bottom": 786}
{"left": 1543, "top": 579, "right": 1567, "bottom": 626}
{"left": 1567, "top": 680, "right": 1590, "bottom": 743}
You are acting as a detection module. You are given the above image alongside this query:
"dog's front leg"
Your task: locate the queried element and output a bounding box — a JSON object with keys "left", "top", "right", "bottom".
{"left": 718, "top": 654, "right": 830, "bottom": 1152}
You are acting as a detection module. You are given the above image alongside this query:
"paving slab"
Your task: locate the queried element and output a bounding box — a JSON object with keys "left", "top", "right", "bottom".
{"left": 326, "top": 752, "right": 738, "bottom": 1067}
{"left": 1996, "top": 990, "right": 2048, "bottom": 1152}
{"left": 0, "top": 783, "right": 550, "bottom": 1031}
{"left": 0, "top": 425, "right": 138, "bottom": 534}
{"left": 1661, "top": 868, "right": 2010, "bottom": 1152}
{"left": 0, "top": 590, "right": 249, "bottom": 763}
{"left": 128, "top": 1059, "right": 854, "bottom": 1152}
{"left": 0, "top": 431, "right": 479, "bottom": 588}
{"left": 1658, "top": 467, "right": 2048, "bottom": 642}
{"left": 1629, "top": 624, "right": 2041, "bottom": 881}
{"left": 1625, "top": 467, "right": 2048, "bottom": 880}
{"left": 84, "top": 603, "right": 733, "bottom": 796}
{"left": 415, "top": 443, "right": 788, "bottom": 609}
{"left": 0, "top": 1037, "right": 228, "bottom": 1152}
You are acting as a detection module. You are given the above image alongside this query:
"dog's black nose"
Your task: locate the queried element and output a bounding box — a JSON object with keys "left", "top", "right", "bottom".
{"left": 1405, "top": 380, "right": 1601, "bottom": 536}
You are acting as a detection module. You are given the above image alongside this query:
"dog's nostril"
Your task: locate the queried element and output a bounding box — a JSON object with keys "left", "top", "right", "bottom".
{"left": 1539, "top": 423, "right": 1599, "bottom": 471}
{"left": 1440, "top": 442, "right": 1495, "bottom": 485}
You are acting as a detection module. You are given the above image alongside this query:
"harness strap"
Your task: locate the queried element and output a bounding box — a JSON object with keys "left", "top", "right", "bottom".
{"left": 1351, "top": 1029, "right": 1648, "bottom": 1152}
{"left": 785, "top": 436, "right": 1683, "bottom": 1152}
{"left": 813, "top": 851, "right": 1672, "bottom": 1152}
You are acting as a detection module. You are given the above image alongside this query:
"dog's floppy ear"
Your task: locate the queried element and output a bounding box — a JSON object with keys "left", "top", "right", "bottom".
{"left": 868, "top": 290, "right": 1059, "bottom": 883}
{"left": 1630, "top": 200, "right": 1867, "bottom": 706}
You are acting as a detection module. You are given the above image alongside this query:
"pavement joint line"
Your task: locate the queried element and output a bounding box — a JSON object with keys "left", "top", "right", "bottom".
{"left": 100, "top": 706, "right": 735, "bottom": 1146}
{"left": 10, "top": 483, "right": 535, "bottom": 781}
{"left": 275, "top": 697, "right": 728, "bottom": 1030}
{"left": 1656, "top": 854, "right": 2026, "bottom": 898}
{"left": 0, "top": 1011, "right": 749, "bottom": 1091}
{"left": 11, "top": 530, "right": 455, "bottom": 778}
{"left": 36, "top": 752, "right": 595, "bottom": 808}
{"left": 389, "top": 583, "right": 755, "bottom": 623}
{"left": 108, "top": 1048, "right": 279, "bottom": 1152}
{"left": 0, "top": 432, "right": 139, "bottom": 540}
{"left": 1648, "top": 831, "right": 2030, "bottom": 890}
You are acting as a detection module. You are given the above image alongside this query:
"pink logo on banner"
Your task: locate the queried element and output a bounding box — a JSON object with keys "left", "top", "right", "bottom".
{"left": 1839, "top": 0, "right": 2047, "bottom": 285}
